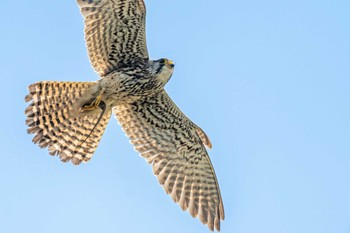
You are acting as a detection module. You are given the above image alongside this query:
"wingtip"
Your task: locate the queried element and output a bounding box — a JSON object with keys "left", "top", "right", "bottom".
{"left": 195, "top": 126, "right": 212, "bottom": 149}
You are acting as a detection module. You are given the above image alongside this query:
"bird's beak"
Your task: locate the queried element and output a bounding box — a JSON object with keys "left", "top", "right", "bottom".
{"left": 167, "top": 59, "right": 175, "bottom": 68}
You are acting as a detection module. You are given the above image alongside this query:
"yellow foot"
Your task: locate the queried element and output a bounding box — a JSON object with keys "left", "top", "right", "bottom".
{"left": 80, "top": 88, "right": 105, "bottom": 111}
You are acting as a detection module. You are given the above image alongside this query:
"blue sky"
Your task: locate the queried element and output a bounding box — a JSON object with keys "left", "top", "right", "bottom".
{"left": 1, "top": 0, "right": 349, "bottom": 232}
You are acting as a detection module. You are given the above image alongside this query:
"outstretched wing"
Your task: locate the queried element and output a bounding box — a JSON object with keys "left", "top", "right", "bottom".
{"left": 113, "top": 91, "right": 224, "bottom": 231}
{"left": 77, "top": 0, "right": 149, "bottom": 76}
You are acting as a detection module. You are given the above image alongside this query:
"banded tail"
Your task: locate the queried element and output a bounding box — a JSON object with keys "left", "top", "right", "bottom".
{"left": 25, "top": 81, "right": 112, "bottom": 165}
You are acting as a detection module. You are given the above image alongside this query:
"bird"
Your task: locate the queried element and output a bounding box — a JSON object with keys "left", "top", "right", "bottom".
{"left": 24, "top": 0, "right": 224, "bottom": 231}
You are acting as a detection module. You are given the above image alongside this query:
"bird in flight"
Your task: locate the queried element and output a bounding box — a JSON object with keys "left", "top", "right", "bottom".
{"left": 25, "top": 0, "right": 224, "bottom": 231}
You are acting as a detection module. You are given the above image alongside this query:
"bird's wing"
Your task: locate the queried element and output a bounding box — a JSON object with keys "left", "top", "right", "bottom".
{"left": 113, "top": 91, "right": 224, "bottom": 231}
{"left": 77, "top": 0, "right": 149, "bottom": 76}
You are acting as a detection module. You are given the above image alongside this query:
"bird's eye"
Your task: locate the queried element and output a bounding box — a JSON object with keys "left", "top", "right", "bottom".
{"left": 158, "top": 59, "right": 165, "bottom": 64}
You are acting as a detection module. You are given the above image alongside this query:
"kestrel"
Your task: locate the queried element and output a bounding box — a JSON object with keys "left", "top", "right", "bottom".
{"left": 25, "top": 0, "right": 224, "bottom": 231}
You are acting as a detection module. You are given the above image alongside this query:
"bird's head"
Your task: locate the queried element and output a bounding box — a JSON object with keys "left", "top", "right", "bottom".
{"left": 157, "top": 58, "right": 175, "bottom": 69}
{"left": 152, "top": 58, "right": 175, "bottom": 84}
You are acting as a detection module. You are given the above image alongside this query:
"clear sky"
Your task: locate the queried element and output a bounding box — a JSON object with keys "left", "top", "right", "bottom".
{"left": 0, "top": 1, "right": 349, "bottom": 233}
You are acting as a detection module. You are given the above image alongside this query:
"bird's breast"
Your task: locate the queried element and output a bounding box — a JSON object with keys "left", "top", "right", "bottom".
{"left": 99, "top": 71, "right": 164, "bottom": 105}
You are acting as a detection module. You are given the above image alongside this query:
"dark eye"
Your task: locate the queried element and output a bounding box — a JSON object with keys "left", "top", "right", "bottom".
{"left": 158, "top": 59, "right": 165, "bottom": 64}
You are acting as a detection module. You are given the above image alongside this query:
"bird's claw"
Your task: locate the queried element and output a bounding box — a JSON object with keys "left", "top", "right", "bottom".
{"left": 80, "top": 89, "right": 105, "bottom": 112}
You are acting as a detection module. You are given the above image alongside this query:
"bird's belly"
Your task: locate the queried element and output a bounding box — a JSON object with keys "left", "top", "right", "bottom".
{"left": 99, "top": 72, "right": 161, "bottom": 105}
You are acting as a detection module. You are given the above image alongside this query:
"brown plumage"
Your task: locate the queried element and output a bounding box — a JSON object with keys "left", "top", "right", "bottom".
{"left": 25, "top": 0, "right": 224, "bottom": 231}
{"left": 25, "top": 81, "right": 112, "bottom": 164}
{"left": 114, "top": 91, "right": 224, "bottom": 230}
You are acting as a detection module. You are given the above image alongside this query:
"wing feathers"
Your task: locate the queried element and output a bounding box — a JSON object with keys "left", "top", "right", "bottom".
{"left": 114, "top": 91, "right": 224, "bottom": 231}
{"left": 77, "top": 0, "right": 149, "bottom": 76}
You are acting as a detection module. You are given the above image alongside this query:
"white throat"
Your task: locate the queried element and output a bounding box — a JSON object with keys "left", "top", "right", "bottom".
{"left": 158, "top": 66, "right": 173, "bottom": 84}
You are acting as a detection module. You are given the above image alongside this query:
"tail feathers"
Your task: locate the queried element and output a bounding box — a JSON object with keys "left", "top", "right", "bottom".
{"left": 25, "top": 81, "right": 111, "bottom": 165}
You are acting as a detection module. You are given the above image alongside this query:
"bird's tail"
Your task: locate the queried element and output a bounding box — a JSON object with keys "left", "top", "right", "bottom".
{"left": 25, "top": 81, "right": 111, "bottom": 165}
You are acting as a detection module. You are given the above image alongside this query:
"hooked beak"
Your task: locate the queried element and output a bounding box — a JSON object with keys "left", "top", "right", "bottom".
{"left": 167, "top": 59, "right": 175, "bottom": 68}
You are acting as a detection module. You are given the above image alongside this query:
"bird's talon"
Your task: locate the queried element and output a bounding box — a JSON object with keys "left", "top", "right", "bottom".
{"left": 80, "top": 89, "right": 105, "bottom": 112}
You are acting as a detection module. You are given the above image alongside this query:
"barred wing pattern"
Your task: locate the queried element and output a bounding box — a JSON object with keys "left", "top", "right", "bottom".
{"left": 77, "top": 0, "right": 149, "bottom": 76}
{"left": 114, "top": 91, "right": 224, "bottom": 231}
{"left": 25, "top": 81, "right": 112, "bottom": 165}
